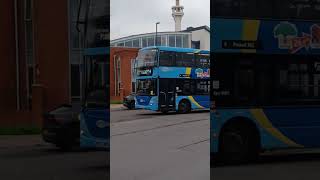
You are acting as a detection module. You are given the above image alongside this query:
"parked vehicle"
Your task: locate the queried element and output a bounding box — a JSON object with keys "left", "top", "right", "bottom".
{"left": 42, "top": 104, "right": 81, "bottom": 150}
{"left": 123, "top": 93, "right": 136, "bottom": 109}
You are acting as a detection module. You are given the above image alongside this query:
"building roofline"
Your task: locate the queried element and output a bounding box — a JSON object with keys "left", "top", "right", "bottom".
{"left": 141, "top": 46, "right": 210, "bottom": 54}
{"left": 111, "top": 31, "right": 191, "bottom": 43}
{"left": 182, "top": 25, "right": 210, "bottom": 33}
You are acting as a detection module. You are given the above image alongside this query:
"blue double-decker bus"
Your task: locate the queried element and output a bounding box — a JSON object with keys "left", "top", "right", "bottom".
{"left": 211, "top": 0, "right": 320, "bottom": 163}
{"left": 135, "top": 46, "right": 210, "bottom": 113}
{"left": 80, "top": 47, "right": 109, "bottom": 150}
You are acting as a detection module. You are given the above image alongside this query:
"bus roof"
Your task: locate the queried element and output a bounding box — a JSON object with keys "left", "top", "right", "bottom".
{"left": 84, "top": 47, "right": 109, "bottom": 56}
{"left": 140, "top": 46, "right": 210, "bottom": 54}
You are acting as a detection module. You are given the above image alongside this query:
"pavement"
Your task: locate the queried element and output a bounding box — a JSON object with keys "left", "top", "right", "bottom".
{"left": 111, "top": 109, "right": 210, "bottom": 180}
{"left": 110, "top": 104, "right": 125, "bottom": 111}
{"left": 0, "top": 135, "right": 109, "bottom": 180}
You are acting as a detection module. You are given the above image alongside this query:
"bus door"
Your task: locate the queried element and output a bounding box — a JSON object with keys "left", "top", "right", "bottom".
{"left": 159, "top": 79, "right": 176, "bottom": 112}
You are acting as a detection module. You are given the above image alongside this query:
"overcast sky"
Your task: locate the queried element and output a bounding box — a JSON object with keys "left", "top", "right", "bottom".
{"left": 110, "top": 0, "right": 210, "bottom": 40}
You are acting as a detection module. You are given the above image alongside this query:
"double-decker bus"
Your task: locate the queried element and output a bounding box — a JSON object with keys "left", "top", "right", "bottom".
{"left": 80, "top": 47, "right": 109, "bottom": 150}
{"left": 135, "top": 46, "right": 210, "bottom": 113}
{"left": 211, "top": 0, "right": 320, "bottom": 163}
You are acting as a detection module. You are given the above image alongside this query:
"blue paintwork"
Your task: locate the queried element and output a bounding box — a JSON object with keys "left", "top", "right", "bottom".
{"left": 211, "top": 18, "right": 320, "bottom": 154}
{"left": 211, "top": 109, "right": 293, "bottom": 153}
{"left": 212, "top": 18, "right": 320, "bottom": 54}
{"left": 135, "top": 96, "right": 159, "bottom": 111}
{"left": 136, "top": 47, "right": 210, "bottom": 112}
{"left": 136, "top": 95, "right": 210, "bottom": 111}
{"left": 80, "top": 108, "right": 109, "bottom": 150}
{"left": 264, "top": 107, "right": 320, "bottom": 148}
{"left": 80, "top": 47, "right": 109, "bottom": 150}
{"left": 84, "top": 47, "right": 109, "bottom": 56}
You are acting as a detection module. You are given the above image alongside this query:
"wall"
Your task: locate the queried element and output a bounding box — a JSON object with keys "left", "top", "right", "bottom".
{"left": 33, "top": 0, "right": 70, "bottom": 112}
{"left": 0, "top": 0, "right": 70, "bottom": 128}
{"left": 110, "top": 47, "right": 139, "bottom": 101}
{"left": 0, "top": 0, "right": 17, "bottom": 113}
{"left": 191, "top": 29, "right": 210, "bottom": 50}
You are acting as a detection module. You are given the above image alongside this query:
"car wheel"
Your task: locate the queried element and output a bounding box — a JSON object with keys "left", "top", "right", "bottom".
{"left": 128, "top": 101, "right": 135, "bottom": 110}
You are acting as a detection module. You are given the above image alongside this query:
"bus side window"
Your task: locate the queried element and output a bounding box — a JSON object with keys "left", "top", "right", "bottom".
{"left": 195, "top": 54, "right": 210, "bottom": 68}
{"left": 176, "top": 79, "right": 194, "bottom": 96}
{"left": 196, "top": 80, "right": 210, "bottom": 95}
{"left": 176, "top": 52, "right": 194, "bottom": 67}
{"left": 159, "top": 51, "right": 175, "bottom": 66}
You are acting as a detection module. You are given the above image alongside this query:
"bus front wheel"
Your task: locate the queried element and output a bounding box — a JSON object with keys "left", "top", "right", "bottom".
{"left": 219, "top": 125, "right": 258, "bottom": 164}
{"left": 178, "top": 100, "right": 191, "bottom": 114}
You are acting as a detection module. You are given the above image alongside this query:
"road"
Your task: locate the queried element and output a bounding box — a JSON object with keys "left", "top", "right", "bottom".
{"left": 111, "top": 106, "right": 210, "bottom": 180}
{"left": 212, "top": 150, "right": 320, "bottom": 180}
{"left": 0, "top": 135, "right": 109, "bottom": 180}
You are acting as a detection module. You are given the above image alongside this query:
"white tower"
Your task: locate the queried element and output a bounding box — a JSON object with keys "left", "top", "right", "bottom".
{"left": 172, "top": 0, "right": 184, "bottom": 31}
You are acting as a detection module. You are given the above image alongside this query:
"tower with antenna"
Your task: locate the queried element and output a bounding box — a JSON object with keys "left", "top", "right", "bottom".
{"left": 172, "top": 0, "right": 184, "bottom": 31}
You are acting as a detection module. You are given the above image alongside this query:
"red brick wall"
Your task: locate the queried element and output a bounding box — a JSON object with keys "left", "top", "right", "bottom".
{"left": 0, "top": 0, "right": 33, "bottom": 127}
{"left": 0, "top": 0, "right": 17, "bottom": 112}
{"left": 33, "top": 0, "right": 70, "bottom": 111}
{"left": 0, "top": 0, "right": 70, "bottom": 127}
{"left": 110, "top": 47, "right": 139, "bottom": 101}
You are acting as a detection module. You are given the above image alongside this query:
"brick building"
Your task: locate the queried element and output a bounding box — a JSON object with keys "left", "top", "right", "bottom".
{"left": 110, "top": 47, "right": 139, "bottom": 101}
{"left": 0, "top": 0, "right": 108, "bottom": 128}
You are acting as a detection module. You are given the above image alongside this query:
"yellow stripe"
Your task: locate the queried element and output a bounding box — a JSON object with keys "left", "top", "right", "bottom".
{"left": 242, "top": 20, "right": 260, "bottom": 53}
{"left": 250, "top": 109, "right": 303, "bottom": 147}
{"left": 185, "top": 67, "right": 191, "bottom": 78}
{"left": 188, "top": 96, "right": 204, "bottom": 108}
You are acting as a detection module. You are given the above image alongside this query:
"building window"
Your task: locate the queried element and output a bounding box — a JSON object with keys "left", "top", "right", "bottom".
{"left": 142, "top": 37, "right": 148, "bottom": 47}
{"left": 71, "top": 64, "right": 81, "bottom": 98}
{"left": 115, "top": 56, "right": 121, "bottom": 96}
{"left": 69, "top": 0, "right": 87, "bottom": 102}
{"left": 131, "top": 59, "right": 136, "bottom": 92}
{"left": 176, "top": 35, "right": 182, "bottom": 47}
{"left": 147, "top": 37, "right": 155, "bottom": 46}
{"left": 125, "top": 40, "right": 133, "bottom": 47}
{"left": 161, "top": 35, "right": 167, "bottom": 46}
{"left": 183, "top": 34, "right": 189, "bottom": 48}
{"left": 133, "top": 39, "right": 140, "bottom": 47}
{"left": 169, "top": 35, "right": 175, "bottom": 47}
{"left": 25, "top": 0, "right": 34, "bottom": 109}
{"left": 155, "top": 36, "right": 161, "bottom": 46}
{"left": 192, "top": 41, "right": 200, "bottom": 49}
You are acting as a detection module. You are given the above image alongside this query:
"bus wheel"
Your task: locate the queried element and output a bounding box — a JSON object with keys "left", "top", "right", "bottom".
{"left": 178, "top": 100, "right": 191, "bottom": 114}
{"left": 219, "top": 125, "right": 253, "bottom": 164}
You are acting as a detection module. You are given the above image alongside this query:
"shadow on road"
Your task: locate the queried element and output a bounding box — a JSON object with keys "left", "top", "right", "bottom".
{"left": 0, "top": 145, "right": 108, "bottom": 159}
{"left": 212, "top": 151, "right": 320, "bottom": 168}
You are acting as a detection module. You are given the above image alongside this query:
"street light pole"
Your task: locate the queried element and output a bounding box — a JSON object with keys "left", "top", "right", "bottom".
{"left": 155, "top": 22, "right": 160, "bottom": 46}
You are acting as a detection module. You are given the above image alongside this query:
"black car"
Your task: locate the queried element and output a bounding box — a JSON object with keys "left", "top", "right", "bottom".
{"left": 42, "top": 104, "right": 81, "bottom": 150}
{"left": 123, "top": 93, "right": 135, "bottom": 110}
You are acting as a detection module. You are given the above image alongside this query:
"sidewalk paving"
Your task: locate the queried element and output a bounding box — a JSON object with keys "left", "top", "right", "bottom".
{"left": 110, "top": 104, "right": 125, "bottom": 110}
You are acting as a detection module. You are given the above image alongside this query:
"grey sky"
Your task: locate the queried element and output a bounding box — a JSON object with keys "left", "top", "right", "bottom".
{"left": 110, "top": 0, "right": 210, "bottom": 40}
